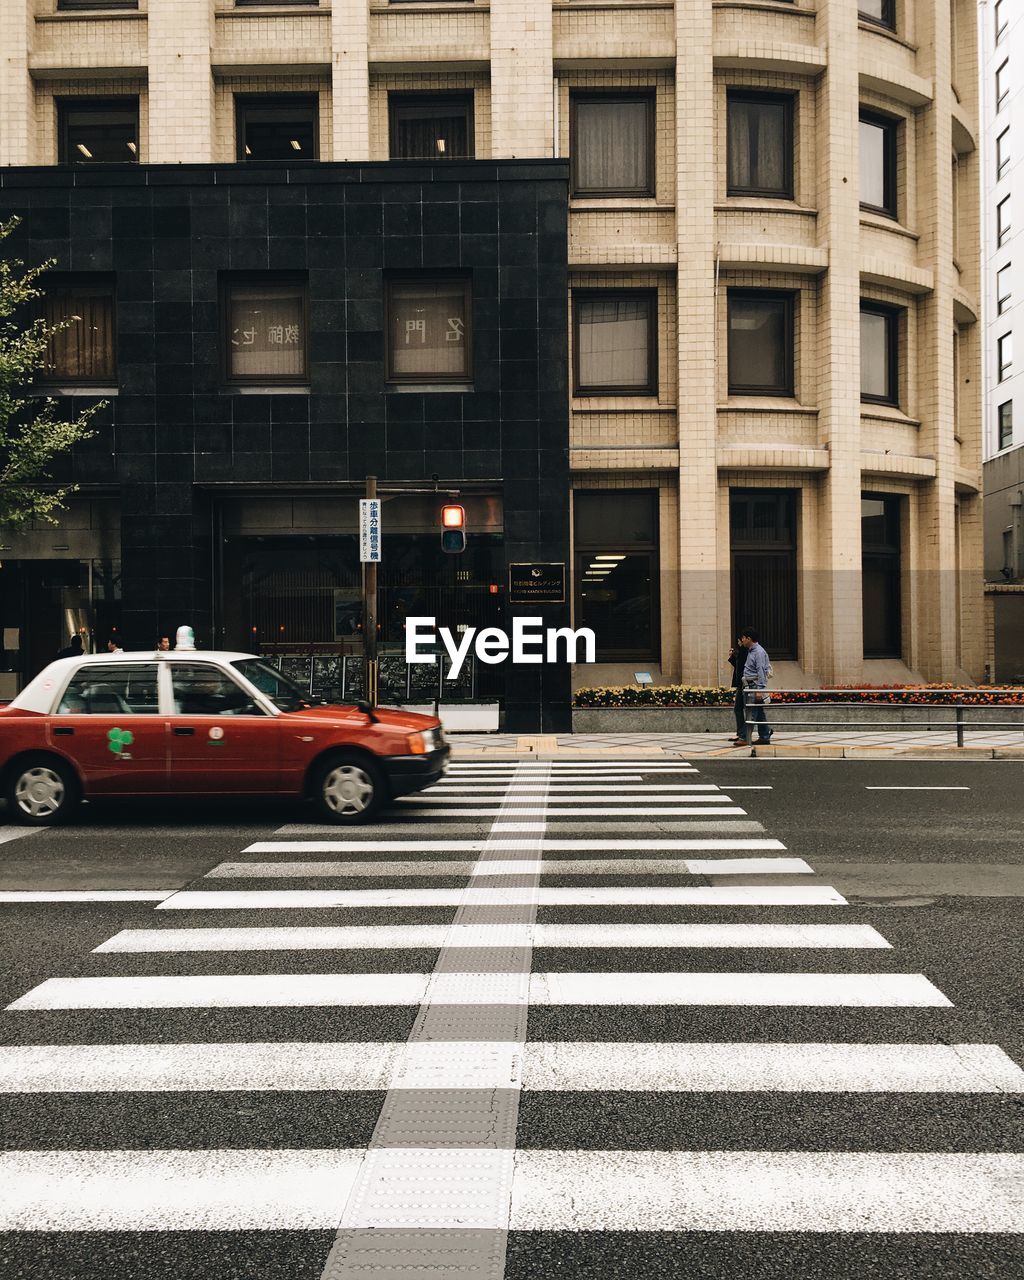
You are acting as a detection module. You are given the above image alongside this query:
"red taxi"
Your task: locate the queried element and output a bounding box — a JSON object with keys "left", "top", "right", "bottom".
{"left": 0, "top": 650, "right": 448, "bottom": 826}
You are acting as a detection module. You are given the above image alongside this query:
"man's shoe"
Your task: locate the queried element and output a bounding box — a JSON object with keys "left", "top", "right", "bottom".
{"left": 730, "top": 737, "right": 747, "bottom": 746}
{"left": 754, "top": 736, "right": 773, "bottom": 744}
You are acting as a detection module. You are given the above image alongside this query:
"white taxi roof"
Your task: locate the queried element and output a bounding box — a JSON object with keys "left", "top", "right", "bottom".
{"left": 8, "top": 651, "right": 261, "bottom": 714}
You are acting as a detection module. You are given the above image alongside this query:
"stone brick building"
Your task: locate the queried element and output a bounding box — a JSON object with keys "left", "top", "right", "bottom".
{"left": 0, "top": 0, "right": 985, "bottom": 706}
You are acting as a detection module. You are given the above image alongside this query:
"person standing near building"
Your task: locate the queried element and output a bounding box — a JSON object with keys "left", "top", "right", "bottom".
{"left": 57, "top": 635, "right": 84, "bottom": 660}
{"left": 156, "top": 636, "right": 171, "bottom": 652}
{"left": 738, "top": 626, "right": 772, "bottom": 744}
{"left": 727, "top": 639, "right": 746, "bottom": 746}
{"left": 106, "top": 638, "right": 123, "bottom": 654}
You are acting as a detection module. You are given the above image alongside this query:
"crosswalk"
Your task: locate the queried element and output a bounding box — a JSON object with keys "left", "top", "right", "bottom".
{"left": 1, "top": 757, "right": 1023, "bottom": 1277}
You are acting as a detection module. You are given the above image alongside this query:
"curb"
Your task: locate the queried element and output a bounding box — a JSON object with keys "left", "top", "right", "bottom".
{"left": 754, "top": 744, "right": 1024, "bottom": 760}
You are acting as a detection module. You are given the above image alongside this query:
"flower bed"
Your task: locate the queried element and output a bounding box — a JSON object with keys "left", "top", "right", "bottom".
{"left": 573, "top": 682, "right": 1024, "bottom": 708}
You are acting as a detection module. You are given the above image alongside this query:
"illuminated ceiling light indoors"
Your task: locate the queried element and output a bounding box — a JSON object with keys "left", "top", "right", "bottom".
{"left": 594, "top": 554, "right": 626, "bottom": 561}
{"left": 126, "top": 141, "right": 137, "bottom": 155}
{"left": 436, "top": 138, "right": 446, "bottom": 153}
{"left": 76, "top": 143, "right": 93, "bottom": 159}
{"left": 290, "top": 139, "right": 302, "bottom": 151}
{"left": 244, "top": 145, "right": 252, "bottom": 156}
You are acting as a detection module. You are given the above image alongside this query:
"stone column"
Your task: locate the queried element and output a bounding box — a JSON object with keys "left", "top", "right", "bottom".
{"left": 916, "top": 0, "right": 975, "bottom": 678}
{"left": 490, "top": 0, "right": 553, "bottom": 157}
{"left": 332, "top": 0, "right": 370, "bottom": 160}
{"left": 147, "top": 0, "right": 215, "bottom": 163}
{"left": 0, "top": 0, "right": 33, "bottom": 166}
{"left": 812, "top": 0, "right": 863, "bottom": 683}
{"left": 675, "top": 0, "right": 718, "bottom": 683}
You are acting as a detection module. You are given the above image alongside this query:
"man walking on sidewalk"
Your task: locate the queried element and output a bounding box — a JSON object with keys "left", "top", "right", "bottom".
{"left": 736, "top": 626, "right": 772, "bottom": 745}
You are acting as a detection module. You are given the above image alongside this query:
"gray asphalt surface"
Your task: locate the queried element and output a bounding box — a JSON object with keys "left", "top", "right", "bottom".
{"left": 0, "top": 758, "right": 1022, "bottom": 1278}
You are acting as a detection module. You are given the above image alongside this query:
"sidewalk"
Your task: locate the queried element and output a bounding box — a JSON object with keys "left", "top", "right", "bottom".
{"left": 449, "top": 731, "right": 1024, "bottom": 760}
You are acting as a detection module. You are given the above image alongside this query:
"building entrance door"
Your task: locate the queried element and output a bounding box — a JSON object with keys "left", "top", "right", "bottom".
{"left": 730, "top": 489, "right": 797, "bottom": 659}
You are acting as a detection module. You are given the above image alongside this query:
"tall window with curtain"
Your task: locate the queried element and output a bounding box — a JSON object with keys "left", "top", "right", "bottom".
{"left": 727, "top": 290, "right": 795, "bottom": 396}
{"left": 727, "top": 91, "right": 794, "bottom": 198}
{"left": 222, "top": 277, "right": 309, "bottom": 383}
{"left": 573, "top": 291, "right": 657, "bottom": 395}
{"left": 41, "top": 279, "right": 117, "bottom": 383}
{"left": 570, "top": 92, "right": 654, "bottom": 196}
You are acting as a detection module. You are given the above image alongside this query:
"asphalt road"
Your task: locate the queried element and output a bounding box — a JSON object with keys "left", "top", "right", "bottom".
{"left": 0, "top": 757, "right": 1022, "bottom": 1279}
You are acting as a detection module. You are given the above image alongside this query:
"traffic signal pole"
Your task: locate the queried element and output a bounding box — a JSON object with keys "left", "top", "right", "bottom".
{"left": 364, "top": 475, "right": 379, "bottom": 708}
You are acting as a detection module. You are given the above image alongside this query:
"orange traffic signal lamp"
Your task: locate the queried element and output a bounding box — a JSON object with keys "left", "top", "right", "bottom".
{"left": 441, "top": 504, "right": 466, "bottom": 553}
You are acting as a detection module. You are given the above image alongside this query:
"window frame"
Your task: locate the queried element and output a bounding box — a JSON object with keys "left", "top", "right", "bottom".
{"left": 997, "top": 263, "right": 1012, "bottom": 315}
{"left": 998, "top": 400, "right": 1014, "bottom": 450}
{"left": 57, "top": 96, "right": 139, "bottom": 166}
{"left": 861, "top": 492, "right": 903, "bottom": 660}
{"left": 997, "top": 59, "right": 1010, "bottom": 112}
{"left": 571, "top": 288, "right": 659, "bottom": 398}
{"left": 726, "top": 88, "right": 795, "bottom": 200}
{"left": 998, "top": 195, "right": 1012, "bottom": 247}
{"left": 219, "top": 273, "right": 311, "bottom": 387}
{"left": 858, "top": 0, "right": 896, "bottom": 33}
{"left": 57, "top": 0, "right": 138, "bottom": 9}
{"left": 726, "top": 288, "right": 796, "bottom": 398}
{"left": 387, "top": 91, "right": 475, "bottom": 161}
{"left": 234, "top": 0, "right": 318, "bottom": 5}
{"left": 998, "top": 332, "right": 1013, "bottom": 382}
{"left": 384, "top": 276, "right": 473, "bottom": 386}
{"left": 859, "top": 302, "right": 901, "bottom": 408}
{"left": 235, "top": 93, "right": 320, "bottom": 163}
{"left": 569, "top": 89, "right": 656, "bottom": 199}
{"left": 859, "top": 109, "right": 899, "bottom": 219}
{"left": 37, "top": 275, "right": 118, "bottom": 387}
{"left": 996, "top": 0, "right": 1007, "bottom": 44}
{"left": 998, "top": 127, "right": 1011, "bottom": 180}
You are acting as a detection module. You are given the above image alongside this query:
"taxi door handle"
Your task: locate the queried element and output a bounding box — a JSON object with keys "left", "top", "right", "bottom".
{"left": 53, "top": 727, "right": 74, "bottom": 736}
{"left": 172, "top": 726, "right": 195, "bottom": 736}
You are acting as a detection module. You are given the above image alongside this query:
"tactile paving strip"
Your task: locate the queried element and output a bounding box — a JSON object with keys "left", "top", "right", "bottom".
{"left": 320, "top": 764, "right": 550, "bottom": 1279}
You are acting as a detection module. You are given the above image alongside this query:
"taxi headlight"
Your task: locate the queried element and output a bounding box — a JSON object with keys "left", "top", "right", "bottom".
{"left": 408, "top": 727, "right": 442, "bottom": 755}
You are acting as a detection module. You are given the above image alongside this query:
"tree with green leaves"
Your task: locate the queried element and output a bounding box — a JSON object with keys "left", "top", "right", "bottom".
{"left": 0, "top": 216, "right": 100, "bottom": 527}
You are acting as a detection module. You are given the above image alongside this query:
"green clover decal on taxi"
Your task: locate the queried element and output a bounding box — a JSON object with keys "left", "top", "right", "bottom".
{"left": 107, "top": 727, "right": 134, "bottom": 756}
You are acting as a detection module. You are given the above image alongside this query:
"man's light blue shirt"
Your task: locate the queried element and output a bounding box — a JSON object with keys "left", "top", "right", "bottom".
{"left": 742, "top": 642, "right": 771, "bottom": 689}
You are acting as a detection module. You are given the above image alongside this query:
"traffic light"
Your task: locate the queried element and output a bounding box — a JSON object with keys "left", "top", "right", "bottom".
{"left": 440, "top": 503, "right": 466, "bottom": 553}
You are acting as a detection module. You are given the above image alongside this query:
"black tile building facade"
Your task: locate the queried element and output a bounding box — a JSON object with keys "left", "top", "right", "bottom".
{"left": 0, "top": 161, "right": 571, "bottom": 731}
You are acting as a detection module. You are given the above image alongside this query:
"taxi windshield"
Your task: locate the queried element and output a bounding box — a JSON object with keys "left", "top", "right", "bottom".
{"left": 231, "top": 659, "right": 312, "bottom": 711}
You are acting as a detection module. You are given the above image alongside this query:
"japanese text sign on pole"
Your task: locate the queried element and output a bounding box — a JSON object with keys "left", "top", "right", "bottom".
{"left": 359, "top": 498, "right": 382, "bottom": 563}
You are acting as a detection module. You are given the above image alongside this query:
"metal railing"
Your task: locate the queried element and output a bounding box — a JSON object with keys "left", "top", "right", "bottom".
{"left": 742, "top": 688, "right": 1024, "bottom": 747}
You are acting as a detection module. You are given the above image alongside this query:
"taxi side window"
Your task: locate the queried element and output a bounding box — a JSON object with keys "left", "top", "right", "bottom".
{"left": 171, "top": 665, "right": 265, "bottom": 716}
{"left": 56, "top": 665, "right": 159, "bottom": 715}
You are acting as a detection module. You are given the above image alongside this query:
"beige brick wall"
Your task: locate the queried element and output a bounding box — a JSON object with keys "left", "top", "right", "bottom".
{"left": 0, "top": 0, "right": 985, "bottom": 684}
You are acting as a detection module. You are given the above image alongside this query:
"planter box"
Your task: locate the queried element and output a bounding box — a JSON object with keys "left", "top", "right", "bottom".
{"left": 571, "top": 705, "right": 1024, "bottom": 733}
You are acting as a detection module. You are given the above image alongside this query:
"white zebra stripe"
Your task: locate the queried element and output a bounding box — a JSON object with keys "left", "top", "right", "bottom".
{"left": 96, "top": 922, "right": 890, "bottom": 954}
{"left": 204, "top": 857, "right": 812, "bottom": 879}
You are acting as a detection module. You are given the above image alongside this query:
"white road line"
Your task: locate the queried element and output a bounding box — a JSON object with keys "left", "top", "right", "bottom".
{"left": 402, "top": 792, "right": 729, "bottom": 803}
{"left": 528, "top": 971, "right": 949, "bottom": 1007}
{"left": 447, "top": 762, "right": 693, "bottom": 770}
{"left": 722, "top": 786, "right": 774, "bottom": 791}
{"left": 2, "top": 1149, "right": 1019, "bottom": 1232}
{"left": 5, "top": 969, "right": 942, "bottom": 1010}
{"left": 5, "top": 1040, "right": 1016, "bottom": 1095}
{"left": 206, "top": 857, "right": 812, "bottom": 879}
{"left": 0, "top": 1149, "right": 362, "bottom": 1230}
{"left": 522, "top": 1041, "right": 1024, "bottom": 1092}
{"left": 435, "top": 776, "right": 646, "bottom": 785}
{"left": 7, "top": 973, "right": 432, "bottom": 1009}
{"left": 0, "top": 1041, "right": 401, "bottom": 1093}
{"left": 865, "top": 787, "right": 971, "bottom": 791}
{"left": 389, "top": 808, "right": 747, "bottom": 817}
{"left": 0, "top": 891, "right": 174, "bottom": 904}
{"left": 432, "top": 778, "right": 711, "bottom": 788}
{"left": 245, "top": 839, "right": 787, "bottom": 853}
{"left": 96, "top": 922, "right": 891, "bottom": 954}
{"left": 153, "top": 885, "right": 846, "bottom": 910}
{"left": 0, "top": 827, "right": 42, "bottom": 847}
{"left": 510, "top": 1150, "right": 1024, "bottom": 1231}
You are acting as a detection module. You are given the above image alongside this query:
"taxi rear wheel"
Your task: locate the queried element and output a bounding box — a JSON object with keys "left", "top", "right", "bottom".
{"left": 6, "top": 756, "right": 80, "bottom": 826}
{"left": 310, "top": 754, "right": 386, "bottom": 824}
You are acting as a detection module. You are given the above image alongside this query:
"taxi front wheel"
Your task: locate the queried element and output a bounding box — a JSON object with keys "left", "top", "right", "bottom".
{"left": 6, "top": 755, "right": 80, "bottom": 826}
{"left": 310, "top": 754, "right": 386, "bottom": 824}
